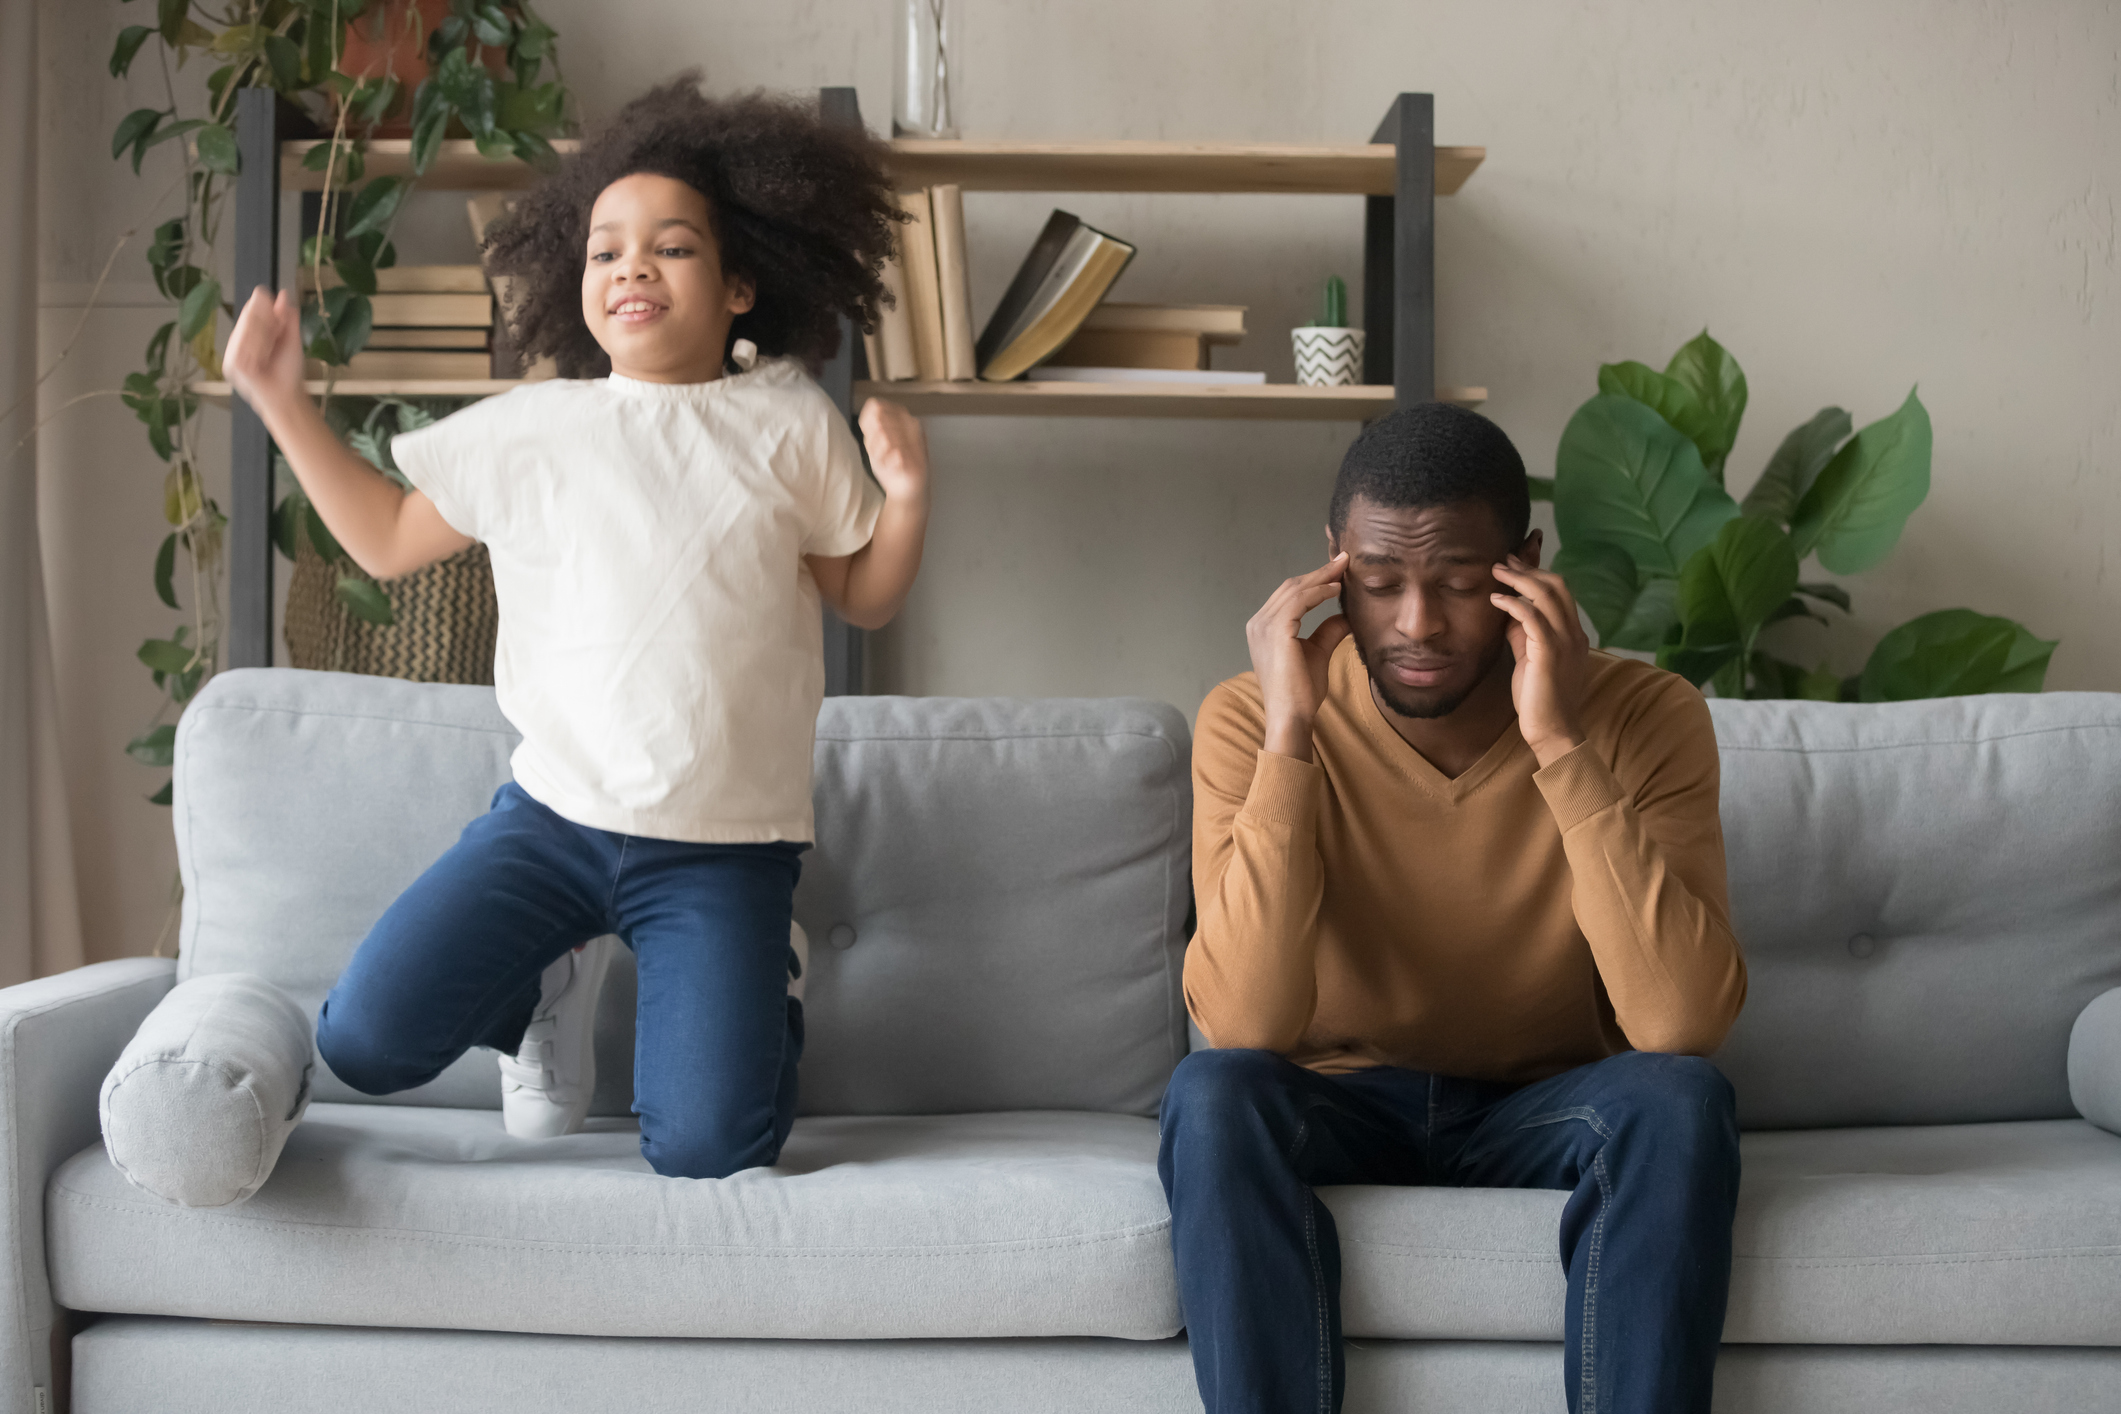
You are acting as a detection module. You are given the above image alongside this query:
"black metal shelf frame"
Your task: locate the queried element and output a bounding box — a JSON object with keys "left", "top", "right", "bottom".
{"left": 224, "top": 88, "right": 1443, "bottom": 697}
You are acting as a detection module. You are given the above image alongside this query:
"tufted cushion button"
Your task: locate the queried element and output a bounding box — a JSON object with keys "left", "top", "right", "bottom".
{"left": 1848, "top": 933, "right": 1877, "bottom": 959}
{"left": 828, "top": 923, "right": 857, "bottom": 951}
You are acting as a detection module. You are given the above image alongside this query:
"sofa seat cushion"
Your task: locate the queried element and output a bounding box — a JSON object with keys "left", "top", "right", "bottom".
{"left": 1333, "top": 1118, "right": 2121, "bottom": 1344}
{"left": 48, "top": 1104, "right": 1179, "bottom": 1341}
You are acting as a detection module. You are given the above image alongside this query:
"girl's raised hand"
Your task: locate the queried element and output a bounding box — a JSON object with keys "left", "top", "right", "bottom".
{"left": 222, "top": 286, "right": 308, "bottom": 411}
{"left": 858, "top": 397, "right": 929, "bottom": 504}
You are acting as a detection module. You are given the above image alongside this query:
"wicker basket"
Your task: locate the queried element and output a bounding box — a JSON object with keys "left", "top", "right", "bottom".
{"left": 285, "top": 538, "right": 499, "bottom": 685}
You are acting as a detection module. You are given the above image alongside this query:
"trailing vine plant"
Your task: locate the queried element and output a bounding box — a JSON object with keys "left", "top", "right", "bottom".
{"left": 106, "top": 0, "right": 572, "bottom": 805}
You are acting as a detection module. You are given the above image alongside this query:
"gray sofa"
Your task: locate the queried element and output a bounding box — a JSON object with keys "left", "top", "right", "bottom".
{"left": 7, "top": 668, "right": 2121, "bottom": 1414}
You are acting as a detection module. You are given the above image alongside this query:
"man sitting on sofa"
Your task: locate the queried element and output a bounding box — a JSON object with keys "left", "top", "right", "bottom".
{"left": 1163, "top": 402, "right": 1749, "bottom": 1414}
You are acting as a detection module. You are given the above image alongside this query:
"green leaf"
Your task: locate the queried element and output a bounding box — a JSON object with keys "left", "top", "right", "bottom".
{"left": 112, "top": 107, "right": 163, "bottom": 168}
{"left": 156, "top": 0, "right": 189, "bottom": 44}
{"left": 515, "top": 21, "right": 554, "bottom": 60}
{"left": 1742, "top": 407, "right": 1851, "bottom": 528}
{"left": 409, "top": 82, "right": 451, "bottom": 174}
{"left": 1858, "top": 609, "right": 2057, "bottom": 702}
{"left": 1676, "top": 515, "right": 1800, "bottom": 649}
{"left": 1748, "top": 651, "right": 1805, "bottom": 699}
{"left": 127, "top": 724, "right": 178, "bottom": 767}
{"left": 471, "top": 2, "right": 515, "bottom": 46}
{"left": 137, "top": 637, "right": 196, "bottom": 674}
{"left": 1596, "top": 361, "right": 1718, "bottom": 465}
{"left": 148, "top": 779, "right": 174, "bottom": 807}
{"left": 177, "top": 275, "right": 221, "bottom": 341}
{"left": 262, "top": 32, "right": 303, "bottom": 90}
{"left": 1663, "top": 331, "right": 1748, "bottom": 480}
{"left": 346, "top": 427, "right": 386, "bottom": 468}
{"left": 1795, "top": 664, "right": 1848, "bottom": 702}
{"left": 434, "top": 46, "right": 496, "bottom": 135}
{"left": 1552, "top": 539, "right": 1680, "bottom": 652}
{"left": 148, "top": 218, "right": 186, "bottom": 270}
{"left": 304, "top": 502, "right": 345, "bottom": 563}
{"left": 1656, "top": 640, "right": 1741, "bottom": 690}
{"left": 474, "top": 130, "right": 516, "bottom": 160}
{"left": 1794, "top": 581, "right": 1852, "bottom": 613}
{"left": 359, "top": 76, "right": 401, "bottom": 125}
{"left": 1527, "top": 475, "right": 1554, "bottom": 503}
{"left": 153, "top": 534, "right": 179, "bottom": 608}
{"left": 143, "top": 321, "right": 176, "bottom": 373}
{"left": 111, "top": 25, "right": 156, "bottom": 77}
{"left": 1789, "top": 388, "right": 1931, "bottom": 573}
{"left": 333, "top": 253, "right": 378, "bottom": 296}
{"left": 342, "top": 176, "right": 405, "bottom": 239}
{"left": 336, "top": 576, "right": 396, "bottom": 625}
{"left": 159, "top": 264, "right": 205, "bottom": 303}
{"left": 1553, "top": 393, "right": 1740, "bottom": 580}
{"left": 143, "top": 118, "right": 208, "bottom": 153}
{"left": 194, "top": 123, "right": 240, "bottom": 175}
{"left": 1764, "top": 595, "right": 1828, "bottom": 629}
{"left": 271, "top": 492, "right": 303, "bottom": 561}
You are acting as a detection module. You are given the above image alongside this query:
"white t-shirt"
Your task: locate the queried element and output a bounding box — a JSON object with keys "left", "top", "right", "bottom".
{"left": 390, "top": 356, "right": 882, "bottom": 844}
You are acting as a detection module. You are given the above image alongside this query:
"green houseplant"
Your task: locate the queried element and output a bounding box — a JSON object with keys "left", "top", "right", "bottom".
{"left": 1546, "top": 332, "right": 2056, "bottom": 701}
{"left": 106, "top": 0, "right": 572, "bottom": 804}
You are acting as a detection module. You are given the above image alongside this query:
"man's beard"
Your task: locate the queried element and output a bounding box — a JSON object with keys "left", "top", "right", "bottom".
{"left": 1355, "top": 632, "right": 1510, "bottom": 721}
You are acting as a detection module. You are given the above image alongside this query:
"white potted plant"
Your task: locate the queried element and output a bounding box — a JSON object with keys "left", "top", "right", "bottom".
{"left": 1292, "top": 274, "right": 1364, "bottom": 386}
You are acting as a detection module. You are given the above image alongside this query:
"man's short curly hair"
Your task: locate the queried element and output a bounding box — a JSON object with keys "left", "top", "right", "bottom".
{"left": 481, "top": 73, "right": 900, "bottom": 377}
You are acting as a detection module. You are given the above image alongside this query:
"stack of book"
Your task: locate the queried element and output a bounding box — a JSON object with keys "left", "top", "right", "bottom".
{"left": 865, "top": 185, "right": 978, "bottom": 382}
{"left": 1032, "top": 303, "right": 1261, "bottom": 385}
{"left": 300, "top": 265, "right": 494, "bottom": 379}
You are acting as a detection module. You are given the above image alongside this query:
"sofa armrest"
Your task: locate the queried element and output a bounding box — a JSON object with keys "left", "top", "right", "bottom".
{"left": 0, "top": 958, "right": 175, "bottom": 1414}
{"left": 2069, "top": 987, "right": 2121, "bottom": 1137}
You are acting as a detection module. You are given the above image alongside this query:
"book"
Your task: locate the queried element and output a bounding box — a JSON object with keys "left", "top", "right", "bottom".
{"left": 930, "top": 185, "right": 977, "bottom": 380}
{"left": 1024, "top": 366, "right": 1266, "bottom": 385}
{"left": 875, "top": 242, "right": 917, "bottom": 381}
{"left": 362, "top": 327, "right": 491, "bottom": 351}
{"left": 897, "top": 190, "right": 948, "bottom": 381}
{"left": 305, "top": 350, "right": 495, "bottom": 379}
{"left": 1049, "top": 304, "right": 1249, "bottom": 369}
{"left": 1048, "top": 329, "right": 1213, "bottom": 370}
{"left": 1080, "top": 303, "right": 1247, "bottom": 339}
{"left": 362, "top": 292, "right": 493, "bottom": 328}
{"left": 298, "top": 264, "right": 488, "bottom": 294}
{"left": 975, "top": 210, "right": 1136, "bottom": 382}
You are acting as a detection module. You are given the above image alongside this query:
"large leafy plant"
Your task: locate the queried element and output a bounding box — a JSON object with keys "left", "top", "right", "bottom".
{"left": 1547, "top": 333, "right": 2055, "bottom": 702}
{"left": 107, "top": 0, "right": 570, "bottom": 804}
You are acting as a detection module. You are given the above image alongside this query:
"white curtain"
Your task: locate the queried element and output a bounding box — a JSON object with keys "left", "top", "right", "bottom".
{"left": 0, "top": 0, "right": 83, "bottom": 986}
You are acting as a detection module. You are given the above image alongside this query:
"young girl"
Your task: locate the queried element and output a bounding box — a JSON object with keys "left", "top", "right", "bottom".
{"left": 221, "top": 76, "right": 925, "bottom": 1179}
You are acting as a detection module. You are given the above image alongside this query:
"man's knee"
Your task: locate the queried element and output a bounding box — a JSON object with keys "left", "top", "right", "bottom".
{"left": 1602, "top": 1051, "right": 1738, "bottom": 1156}
{"left": 1160, "top": 1047, "right": 1299, "bottom": 1146}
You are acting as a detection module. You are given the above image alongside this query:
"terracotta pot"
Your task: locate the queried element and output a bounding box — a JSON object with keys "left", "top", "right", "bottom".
{"left": 333, "top": 0, "right": 507, "bottom": 136}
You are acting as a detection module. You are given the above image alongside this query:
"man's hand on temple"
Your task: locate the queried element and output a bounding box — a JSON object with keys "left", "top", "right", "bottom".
{"left": 1247, "top": 552, "right": 1352, "bottom": 763}
{"left": 1491, "top": 555, "right": 1591, "bottom": 768}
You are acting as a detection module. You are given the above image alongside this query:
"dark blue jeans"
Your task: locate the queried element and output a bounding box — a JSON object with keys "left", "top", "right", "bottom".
{"left": 1158, "top": 1047, "right": 1740, "bottom": 1414}
{"left": 317, "top": 782, "right": 806, "bottom": 1179}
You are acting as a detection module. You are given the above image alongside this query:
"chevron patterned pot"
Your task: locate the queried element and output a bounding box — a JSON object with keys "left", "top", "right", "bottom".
{"left": 1292, "top": 326, "right": 1366, "bottom": 386}
{"left": 285, "top": 538, "right": 498, "bottom": 684}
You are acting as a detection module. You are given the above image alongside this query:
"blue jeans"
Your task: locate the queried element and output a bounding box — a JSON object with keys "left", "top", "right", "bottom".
{"left": 317, "top": 782, "right": 807, "bottom": 1179}
{"left": 1158, "top": 1047, "right": 1740, "bottom": 1414}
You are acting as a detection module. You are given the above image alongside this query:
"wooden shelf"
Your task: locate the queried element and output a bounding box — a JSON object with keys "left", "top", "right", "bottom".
{"left": 855, "top": 381, "right": 1485, "bottom": 420}
{"left": 193, "top": 378, "right": 1486, "bottom": 420}
{"left": 281, "top": 138, "right": 1483, "bottom": 196}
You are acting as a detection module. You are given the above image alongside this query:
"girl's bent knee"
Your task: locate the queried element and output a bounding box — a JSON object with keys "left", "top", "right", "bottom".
{"left": 316, "top": 1002, "right": 438, "bottom": 1096}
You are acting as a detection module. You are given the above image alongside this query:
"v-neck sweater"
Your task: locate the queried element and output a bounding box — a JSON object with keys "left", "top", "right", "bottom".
{"left": 1186, "top": 637, "right": 1747, "bottom": 1082}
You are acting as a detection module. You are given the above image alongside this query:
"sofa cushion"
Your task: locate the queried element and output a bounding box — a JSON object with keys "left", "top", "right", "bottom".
{"left": 1331, "top": 1117, "right": 2121, "bottom": 1344}
{"left": 171, "top": 671, "right": 1192, "bottom": 1118}
{"left": 48, "top": 1103, "right": 1180, "bottom": 1341}
{"left": 1707, "top": 693, "right": 2121, "bottom": 1129}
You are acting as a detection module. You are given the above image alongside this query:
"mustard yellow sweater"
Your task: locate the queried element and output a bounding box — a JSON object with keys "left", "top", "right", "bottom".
{"left": 1186, "top": 638, "right": 1747, "bottom": 1082}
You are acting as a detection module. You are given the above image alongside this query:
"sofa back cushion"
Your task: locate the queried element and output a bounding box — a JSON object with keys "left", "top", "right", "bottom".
{"left": 1709, "top": 692, "right": 2121, "bottom": 1129}
{"left": 173, "top": 670, "right": 1192, "bottom": 1118}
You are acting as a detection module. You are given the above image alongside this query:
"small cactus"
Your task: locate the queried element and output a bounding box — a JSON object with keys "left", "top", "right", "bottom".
{"left": 1317, "top": 274, "right": 1348, "bottom": 328}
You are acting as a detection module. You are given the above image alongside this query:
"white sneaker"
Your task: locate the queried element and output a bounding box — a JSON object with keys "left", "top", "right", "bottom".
{"left": 788, "top": 920, "right": 809, "bottom": 1004}
{"left": 500, "top": 936, "right": 617, "bottom": 1139}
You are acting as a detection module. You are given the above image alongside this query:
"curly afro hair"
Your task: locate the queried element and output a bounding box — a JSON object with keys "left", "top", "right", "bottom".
{"left": 481, "top": 73, "right": 901, "bottom": 378}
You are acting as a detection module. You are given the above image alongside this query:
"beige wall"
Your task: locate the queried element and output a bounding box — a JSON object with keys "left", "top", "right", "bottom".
{"left": 36, "top": 1, "right": 2121, "bottom": 958}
